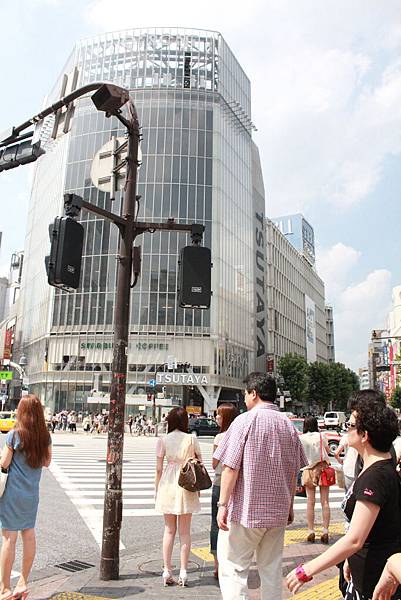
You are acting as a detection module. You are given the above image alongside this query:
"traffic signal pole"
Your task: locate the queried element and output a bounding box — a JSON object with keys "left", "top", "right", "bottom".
{"left": 100, "top": 102, "right": 139, "bottom": 580}
{"left": 1, "top": 83, "right": 208, "bottom": 580}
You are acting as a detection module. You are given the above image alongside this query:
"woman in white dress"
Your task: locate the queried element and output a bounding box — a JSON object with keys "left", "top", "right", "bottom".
{"left": 300, "top": 416, "right": 331, "bottom": 544}
{"left": 155, "top": 407, "right": 202, "bottom": 587}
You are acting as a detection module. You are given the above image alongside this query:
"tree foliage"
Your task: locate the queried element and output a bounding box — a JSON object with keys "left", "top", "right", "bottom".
{"left": 277, "top": 353, "right": 309, "bottom": 404}
{"left": 278, "top": 353, "right": 360, "bottom": 412}
{"left": 390, "top": 387, "right": 401, "bottom": 410}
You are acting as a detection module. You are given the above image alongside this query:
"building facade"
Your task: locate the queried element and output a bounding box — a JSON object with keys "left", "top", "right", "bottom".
{"left": 325, "top": 305, "right": 335, "bottom": 363}
{"left": 265, "top": 218, "right": 327, "bottom": 376}
{"left": 15, "top": 28, "right": 266, "bottom": 414}
{"left": 358, "top": 367, "right": 369, "bottom": 390}
{"left": 273, "top": 213, "right": 315, "bottom": 266}
{"left": 0, "top": 278, "right": 7, "bottom": 323}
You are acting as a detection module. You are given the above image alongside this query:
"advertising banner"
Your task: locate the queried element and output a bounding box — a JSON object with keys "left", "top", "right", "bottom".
{"left": 304, "top": 295, "right": 317, "bottom": 362}
{"left": 252, "top": 144, "right": 267, "bottom": 372}
{"left": 3, "top": 329, "right": 13, "bottom": 360}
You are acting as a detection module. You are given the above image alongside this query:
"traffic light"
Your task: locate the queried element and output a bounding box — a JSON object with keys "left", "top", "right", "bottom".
{"left": 45, "top": 217, "right": 84, "bottom": 292}
{"left": 147, "top": 393, "right": 153, "bottom": 401}
{"left": 178, "top": 246, "right": 211, "bottom": 309}
{"left": 0, "top": 140, "right": 45, "bottom": 172}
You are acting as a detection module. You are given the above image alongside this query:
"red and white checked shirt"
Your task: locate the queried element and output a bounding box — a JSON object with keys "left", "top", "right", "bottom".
{"left": 213, "top": 403, "right": 308, "bottom": 528}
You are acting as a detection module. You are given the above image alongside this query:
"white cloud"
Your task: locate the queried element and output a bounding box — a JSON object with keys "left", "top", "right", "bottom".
{"left": 334, "top": 269, "right": 392, "bottom": 369}
{"left": 85, "top": 0, "right": 263, "bottom": 31}
{"left": 317, "top": 242, "right": 392, "bottom": 369}
{"left": 84, "top": 0, "right": 401, "bottom": 216}
{"left": 317, "top": 243, "right": 362, "bottom": 296}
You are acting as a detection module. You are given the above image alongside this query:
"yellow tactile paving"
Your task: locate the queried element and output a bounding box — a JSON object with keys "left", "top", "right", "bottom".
{"left": 51, "top": 595, "right": 114, "bottom": 600}
{"left": 192, "top": 524, "right": 346, "bottom": 562}
{"left": 285, "top": 523, "right": 345, "bottom": 545}
{"left": 191, "top": 546, "right": 215, "bottom": 562}
{"left": 192, "top": 523, "right": 346, "bottom": 562}
{"left": 289, "top": 576, "right": 341, "bottom": 599}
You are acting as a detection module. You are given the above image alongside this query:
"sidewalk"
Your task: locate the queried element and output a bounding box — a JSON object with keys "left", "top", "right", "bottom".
{"left": 26, "top": 524, "right": 344, "bottom": 600}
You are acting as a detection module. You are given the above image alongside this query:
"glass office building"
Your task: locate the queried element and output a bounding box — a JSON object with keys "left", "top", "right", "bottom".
{"left": 17, "top": 28, "right": 266, "bottom": 414}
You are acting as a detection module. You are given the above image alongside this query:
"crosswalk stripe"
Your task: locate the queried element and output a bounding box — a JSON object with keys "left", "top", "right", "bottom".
{"left": 50, "top": 437, "right": 346, "bottom": 546}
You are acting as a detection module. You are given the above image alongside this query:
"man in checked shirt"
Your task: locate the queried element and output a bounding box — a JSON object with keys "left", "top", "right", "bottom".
{"left": 214, "top": 372, "right": 307, "bottom": 599}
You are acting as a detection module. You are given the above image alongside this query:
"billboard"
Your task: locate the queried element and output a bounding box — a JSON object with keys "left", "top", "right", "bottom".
{"left": 3, "top": 328, "right": 13, "bottom": 360}
{"left": 305, "top": 295, "right": 317, "bottom": 362}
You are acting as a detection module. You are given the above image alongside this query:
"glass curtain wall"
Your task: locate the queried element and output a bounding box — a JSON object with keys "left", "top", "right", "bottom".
{"left": 20, "top": 28, "right": 259, "bottom": 409}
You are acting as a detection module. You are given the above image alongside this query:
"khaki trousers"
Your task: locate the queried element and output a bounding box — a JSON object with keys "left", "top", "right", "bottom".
{"left": 217, "top": 522, "right": 285, "bottom": 600}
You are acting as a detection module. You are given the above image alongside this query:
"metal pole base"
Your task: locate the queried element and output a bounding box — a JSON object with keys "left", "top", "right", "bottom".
{"left": 99, "top": 555, "right": 120, "bottom": 581}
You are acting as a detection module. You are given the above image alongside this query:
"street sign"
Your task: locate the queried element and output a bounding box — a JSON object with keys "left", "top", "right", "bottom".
{"left": 148, "top": 379, "right": 156, "bottom": 387}
{"left": 167, "top": 355, "right": 177, "bottom": 370}
{"left": 91, "top": 137, "right": 142, "bottom": 195}
{"left": 0, "top": 371, "right": 13, "bottom": 380}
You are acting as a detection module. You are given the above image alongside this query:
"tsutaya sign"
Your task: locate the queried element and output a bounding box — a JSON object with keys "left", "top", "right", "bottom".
{"left": 156, "top": 372, "right": 209, "bottom": 386}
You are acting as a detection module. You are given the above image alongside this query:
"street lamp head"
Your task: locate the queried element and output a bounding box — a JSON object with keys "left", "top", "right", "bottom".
{"left": 91, "top": 84, "right": 130, "bottom": 114}
{"left": 19, "top": 355, "right": 28, "bottom": 367}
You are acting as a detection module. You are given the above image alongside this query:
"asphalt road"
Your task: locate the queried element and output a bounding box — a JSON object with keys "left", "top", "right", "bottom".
{"left": 0, "top": 432, "right": 345, "bottom": 576}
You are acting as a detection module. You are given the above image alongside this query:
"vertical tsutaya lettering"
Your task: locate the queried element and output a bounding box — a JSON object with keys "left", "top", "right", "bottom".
{"left": 255, "top": 212, "right": 266, "bottom": 358}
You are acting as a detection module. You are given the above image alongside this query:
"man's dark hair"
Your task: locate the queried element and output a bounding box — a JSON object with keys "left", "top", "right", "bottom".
{"left": 347, "top": 389, "right": 386, "bottom": 412}
{"left": 355, "top": 400, "right": 399, "bottom": 452}
{"left": 303, "top": 416, "right": 319, "bottom": 433}
{"left": 243, "top": 372, "right": 277, "bottom": 402}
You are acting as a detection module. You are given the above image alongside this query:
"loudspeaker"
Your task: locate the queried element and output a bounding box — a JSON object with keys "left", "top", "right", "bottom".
{"left": 178, "top": 246, "right": 211, "bottom": 309}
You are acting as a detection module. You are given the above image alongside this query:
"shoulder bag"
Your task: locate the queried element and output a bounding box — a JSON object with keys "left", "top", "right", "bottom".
{"left": 178, "top": 436, "right": 212, "bottom": 492}
{"left": 0, "top": 467, "right": 8, "bottom": 497}
{"left": 0, "top": 431, "right": 14, "bottom": 497}
{"left": 319, "top": 434, "right": 336, "bottom": 487}
{"left": 295, "top": 470, "right": 307, "bottom": 497}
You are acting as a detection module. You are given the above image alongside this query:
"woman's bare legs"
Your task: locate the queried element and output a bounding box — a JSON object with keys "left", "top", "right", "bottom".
{"left": 319, "top": 486, "right": 331, "bottom": 530}
{"left": 306, "top": 485, "right": 316, "bottom": 533}
{"left": 14, "top": 528, "right": 36, "bottom": 595}
{"left": 0, "top": 529, "right": 18, "bottom": 598}
{"left": 178, "top": 514, "right": 192, "bottom": 572}
{"left": 163, "top": 514, "right": 177, "bottom": 572}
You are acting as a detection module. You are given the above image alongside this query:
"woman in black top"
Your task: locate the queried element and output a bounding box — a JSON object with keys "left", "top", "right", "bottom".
{"left": 287, "top": 398, "right": 401, "bottom": 600}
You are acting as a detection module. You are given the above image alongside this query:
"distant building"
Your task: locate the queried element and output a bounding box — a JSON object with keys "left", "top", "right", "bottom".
{"left": 273, "top": 213, "right": 315, "bottom": 266}
{"left": 265, "top": 218, "right": 327, "bottom": 381}
{"left": 8, "top": 252, "right": 23, "bottom": 310}
{"left": 0, "top": 278, "right": 7, "bottom": 322}
{"left": 358, "top": 367, "right": 369, "bottom": 390}
{"left": 325, "top": 305, "right": 335, "bottom": 363}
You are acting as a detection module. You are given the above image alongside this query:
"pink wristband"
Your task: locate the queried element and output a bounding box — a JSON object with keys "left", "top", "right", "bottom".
{"left": 295, "top": 564, "right": 313, "bottom": 583}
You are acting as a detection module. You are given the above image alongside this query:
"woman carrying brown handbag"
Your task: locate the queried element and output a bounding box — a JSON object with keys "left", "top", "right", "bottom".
{"left": 155, "top": 407, "right": 202, "bottom": 588}
{"left": 300, "top": 416, "right": 331, "bottom": 544}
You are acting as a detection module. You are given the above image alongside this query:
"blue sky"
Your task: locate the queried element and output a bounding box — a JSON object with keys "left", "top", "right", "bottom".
{"left": 1, "top": 0, "right": 400, "bottom": 371}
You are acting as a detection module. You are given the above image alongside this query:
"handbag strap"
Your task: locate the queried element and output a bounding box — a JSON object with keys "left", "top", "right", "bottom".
{"left": 319, "top": 433, "right": 323, "bottom": 462}
{"left": 188, "top": 433, "right": 195, "bottom": 459}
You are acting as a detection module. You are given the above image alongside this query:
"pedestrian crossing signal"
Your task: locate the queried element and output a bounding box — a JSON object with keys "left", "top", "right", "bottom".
{"left": 45, "top": 217, "right": 84, "bottom": 292}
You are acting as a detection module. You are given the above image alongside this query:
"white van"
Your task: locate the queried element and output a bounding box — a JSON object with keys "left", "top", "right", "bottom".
{"left": 324, "top": 411, "right": 346, "bottom": 430}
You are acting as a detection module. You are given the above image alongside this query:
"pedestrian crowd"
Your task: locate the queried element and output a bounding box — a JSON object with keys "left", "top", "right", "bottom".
{"left": 127, "top": 414, "right": 156, "bottom": 436}
{"left": 49, "top": 410, "right": 110, "bottom": 434}
{"left": 2, "top": 375, "right": 401, "bottom": 600}
{"left": 154, "top": 374, "right": 401, "bottom": 600}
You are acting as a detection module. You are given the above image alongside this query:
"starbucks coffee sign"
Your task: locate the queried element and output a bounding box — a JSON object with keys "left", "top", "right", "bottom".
{"left": 156, "top": 372, "right": 209, "bottom": 386}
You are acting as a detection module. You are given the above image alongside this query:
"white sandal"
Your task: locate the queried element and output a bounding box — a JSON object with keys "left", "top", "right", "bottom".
{"left": 162, "top": 568, "right": 175, "bottom": 586}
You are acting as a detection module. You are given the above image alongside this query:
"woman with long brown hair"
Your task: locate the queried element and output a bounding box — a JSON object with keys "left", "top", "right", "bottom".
{"left": 155, "top": 407, "right": 203, "bottom": 587}
{"left": 0, "top": 395, "right": 51, "bottom": 600}
{"left": 210, "top": 403, "right": 239, "bottom": 578}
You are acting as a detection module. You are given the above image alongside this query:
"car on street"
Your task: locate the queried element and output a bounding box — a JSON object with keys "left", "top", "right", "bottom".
{"left": 188, "top": 417, "right": 220, "bottom": 436}
{"left": 0, "top": 411, "right": 16, "bottom": 434}
{"left": 289, "top": 417, "right": 342, "bottom": 455}
{"left": 323, "top": 411, "right": 346, "bottom": 430}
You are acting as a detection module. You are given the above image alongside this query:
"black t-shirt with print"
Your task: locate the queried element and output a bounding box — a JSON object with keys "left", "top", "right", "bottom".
{"left": 343, "top": 459, "right": 401, "bottom": 598}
